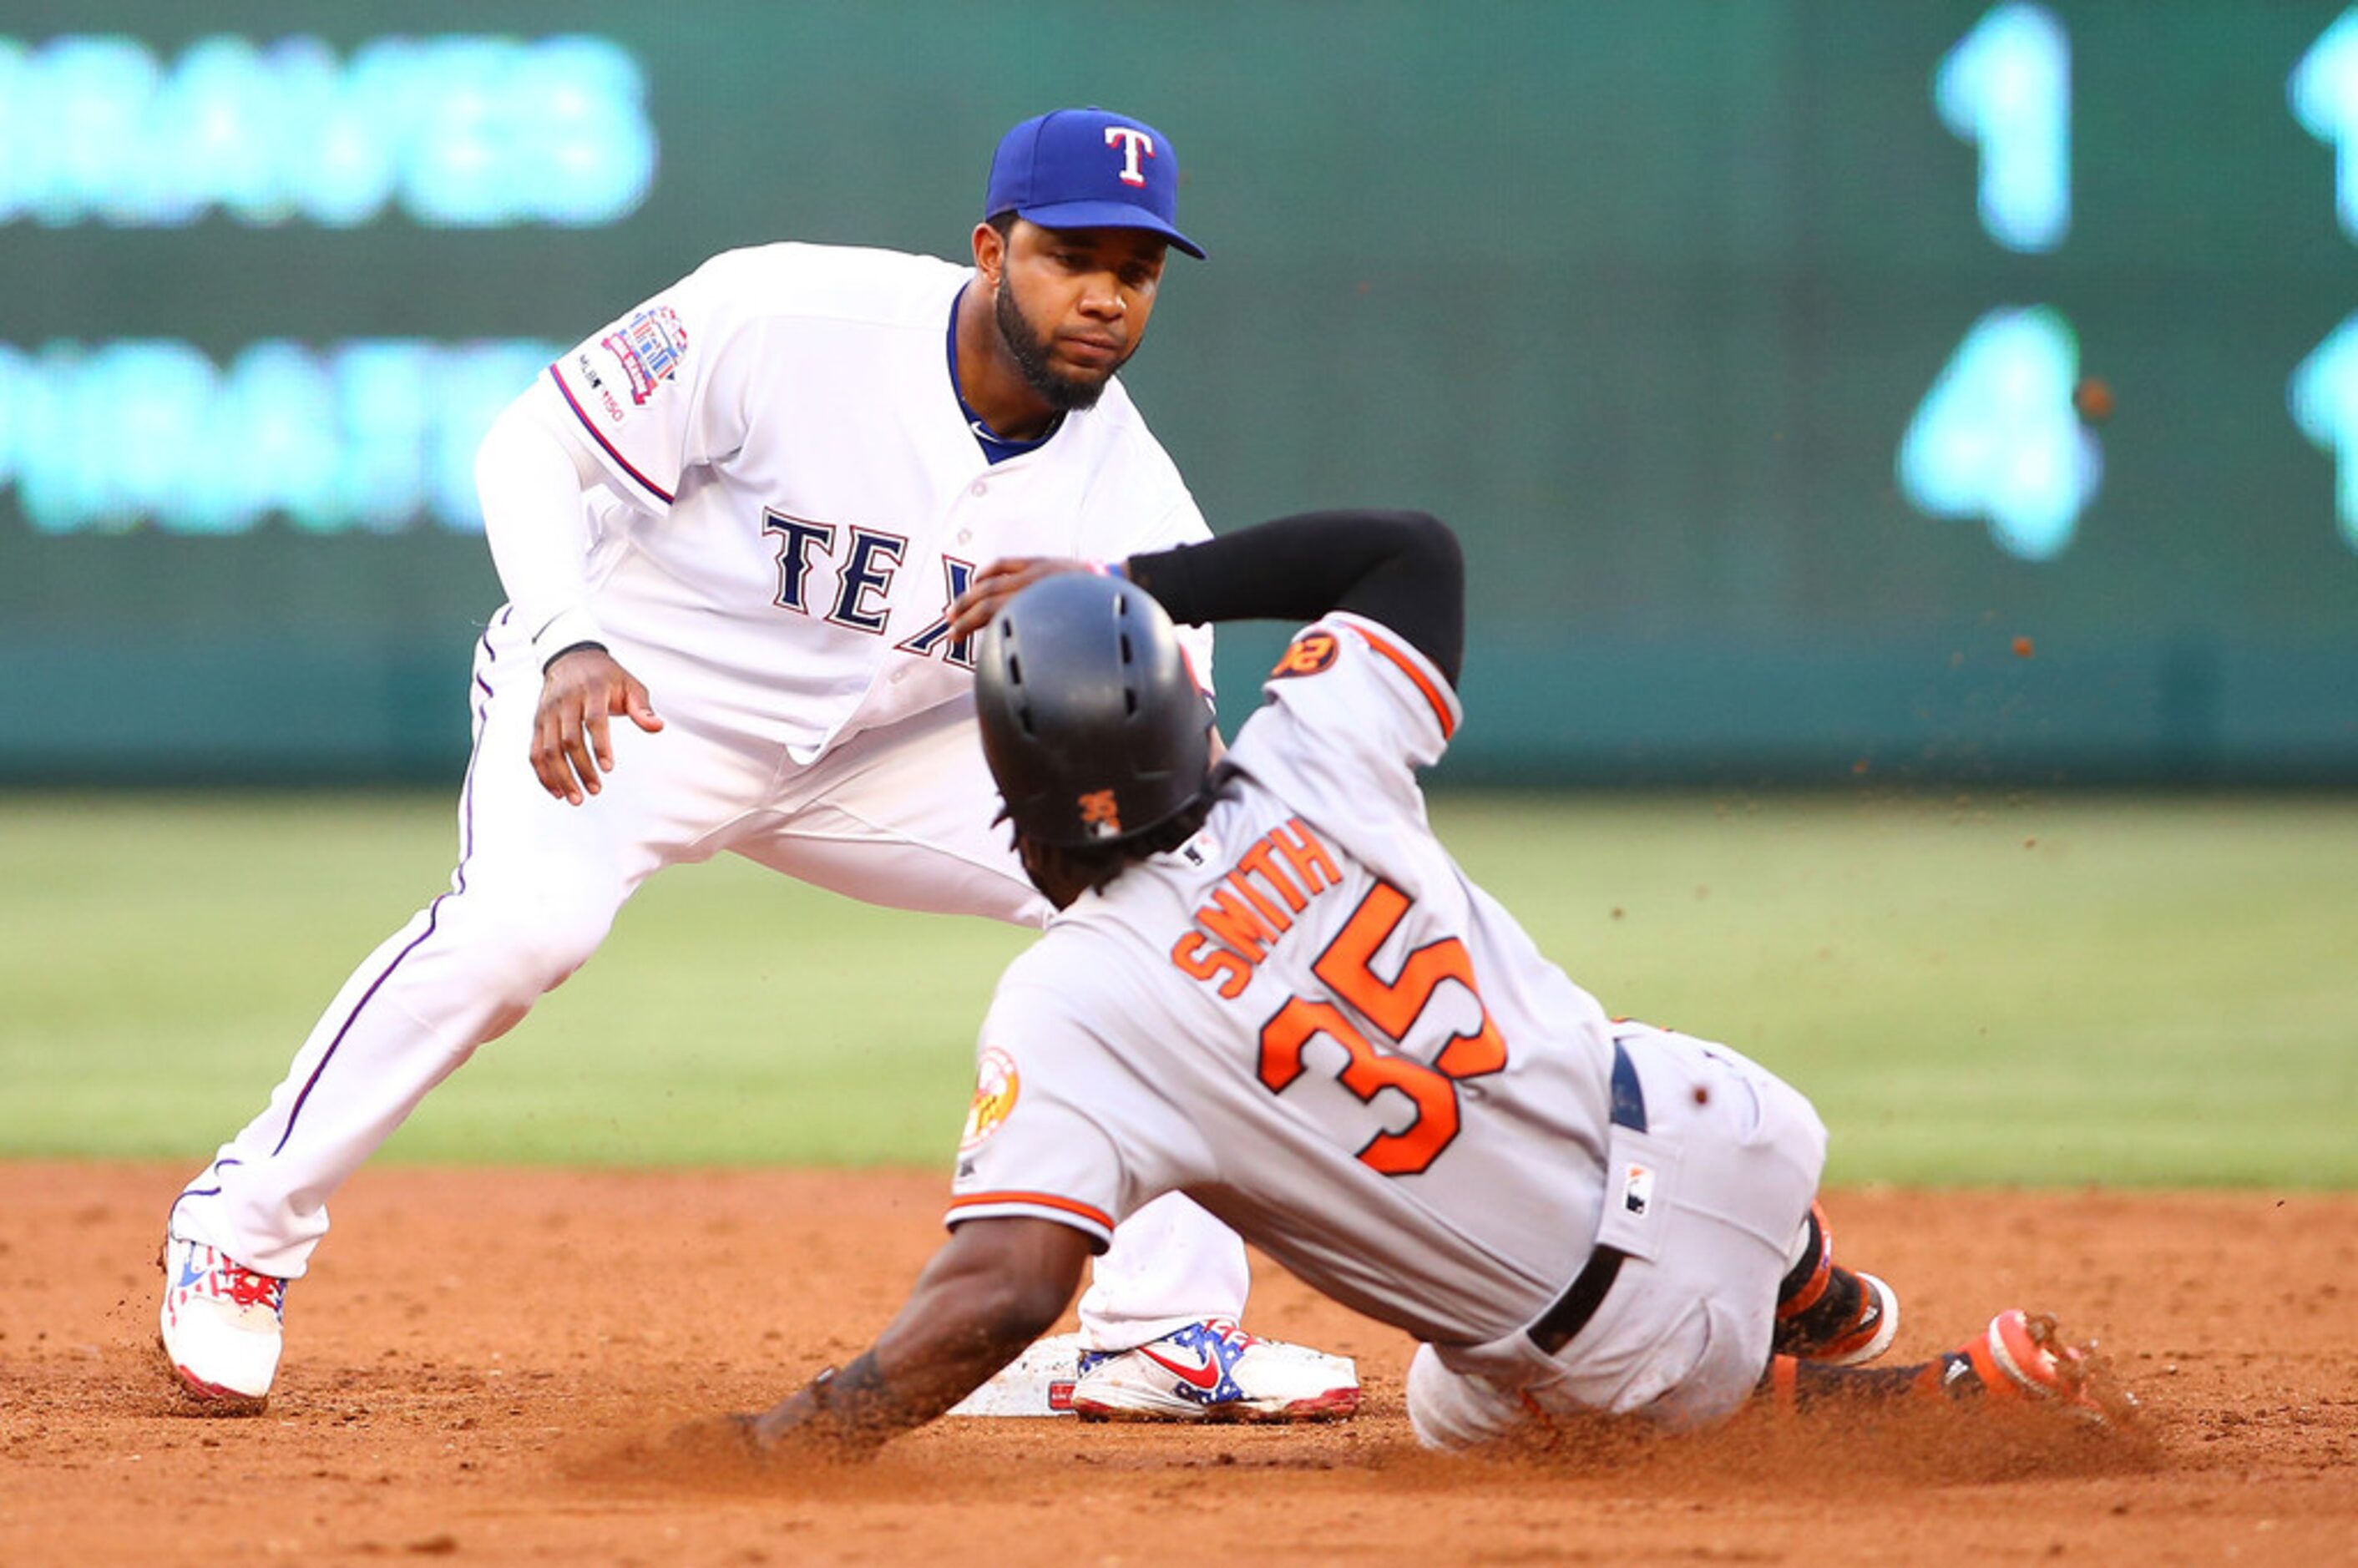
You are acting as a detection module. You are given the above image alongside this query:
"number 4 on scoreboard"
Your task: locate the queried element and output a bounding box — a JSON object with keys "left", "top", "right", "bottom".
{"left": 2288, "top": 316, "right": 2358, "bottom": 554}
{"left": 1897, "top": 306, "right": 2103, "bottom": 561}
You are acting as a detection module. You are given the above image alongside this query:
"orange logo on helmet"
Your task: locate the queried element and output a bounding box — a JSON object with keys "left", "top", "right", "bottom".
{"left": 959, "top": 1047, "right": 1021, "bottom": 1153}
{"left": 1078, "top": 789, "right": 1123, "bottom": 838}
{"left": 1271, "top": 632, "right": 1338, "bottom": 679}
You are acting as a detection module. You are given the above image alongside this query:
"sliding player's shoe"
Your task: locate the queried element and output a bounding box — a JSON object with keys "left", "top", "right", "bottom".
{"left": 1772, "top": 1202, "right": 1900, "bottom": 1367}
{"left": 1942, "top": 1308, "right": 2138, "bottom": 1425}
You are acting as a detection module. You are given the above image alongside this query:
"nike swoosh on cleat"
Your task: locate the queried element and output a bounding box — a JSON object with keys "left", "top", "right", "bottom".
{"left": 176, "top": 1260, "right": 208, "bottom": 1289}
{"left": 1138, "top": 1346, "right": 1225, "bottom": 1393}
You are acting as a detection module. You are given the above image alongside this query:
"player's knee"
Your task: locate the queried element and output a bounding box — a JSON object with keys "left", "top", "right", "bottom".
{"left": 1404, "top": 1343, "right": 1512, "bottom": 1452}
{"left": 510, "top": 895, "right": 615, "bottom": 995}
{"left": 442, "top": 883, "right": 618, "bottom": 1007}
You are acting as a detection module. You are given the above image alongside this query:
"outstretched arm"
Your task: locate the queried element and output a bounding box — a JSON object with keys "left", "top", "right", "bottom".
{"left": 739, "top": 1217, "right": 1093, "bottom": 1456}
{"left": 949, "top": 509, "right": 1465, "bottom": 685}
{"left": 1125, "top": 508, "right": 1464, "bottom": 685}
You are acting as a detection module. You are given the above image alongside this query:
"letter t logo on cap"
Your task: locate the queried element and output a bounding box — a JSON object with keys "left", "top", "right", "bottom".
{"left": 1104, "top": 125, "right": 1155, "bottom": 187}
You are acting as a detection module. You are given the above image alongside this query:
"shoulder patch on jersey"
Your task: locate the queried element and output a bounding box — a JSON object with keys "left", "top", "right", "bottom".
{"left": 1270, "top": 630, "right": 1339, "bottom": 680}
{"left": 600, "top": 306, "right": 690, "bottom": 406}
{"left": 959, "top": 1046, "right": 1022, "bottom": 1153}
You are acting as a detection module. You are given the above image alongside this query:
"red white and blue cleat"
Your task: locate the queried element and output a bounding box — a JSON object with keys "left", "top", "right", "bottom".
{"left": 1070, "top": 1318, "right": 1359, "bottom": 1422}
{"left": 158, "top": 1232, "right": 287, "bottom": 1413}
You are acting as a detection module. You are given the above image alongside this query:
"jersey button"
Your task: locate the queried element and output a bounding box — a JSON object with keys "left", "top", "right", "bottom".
{"left": 969, "top": 480, "right": 988, "bottom": 497}
{"left": 956, "top": 529, "right": 972, "bottom": 544}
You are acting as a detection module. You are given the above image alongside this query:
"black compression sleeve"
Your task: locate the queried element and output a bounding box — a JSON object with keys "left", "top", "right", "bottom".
{"left": 1124, "top": 509, "right": 1465, "bottom": 686}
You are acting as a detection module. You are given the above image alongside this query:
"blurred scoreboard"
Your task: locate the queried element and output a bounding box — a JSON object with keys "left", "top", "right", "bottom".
{"left": 2, "top": 2, "right": 2355, "bottom": 782}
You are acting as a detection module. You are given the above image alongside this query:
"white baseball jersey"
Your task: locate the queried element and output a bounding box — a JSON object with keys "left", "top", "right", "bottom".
{"left": 949, "top": 612, "right": 1632, "bottom": 1349}
{"left": 529, "top": 241, "right": 1212, "bottom": 757}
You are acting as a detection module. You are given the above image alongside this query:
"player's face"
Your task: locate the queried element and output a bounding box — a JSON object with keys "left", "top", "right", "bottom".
{"left": 991, "top": 220, "right": 1166, "bottom": 412}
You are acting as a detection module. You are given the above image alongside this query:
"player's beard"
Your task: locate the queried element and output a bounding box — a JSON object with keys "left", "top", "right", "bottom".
{"left": 994, "top": 281, "right": 1121, "bottom": 413}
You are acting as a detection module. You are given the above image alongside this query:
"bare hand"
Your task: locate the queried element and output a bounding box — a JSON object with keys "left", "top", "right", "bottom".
{"left": 532, "top": 647, "right": 663, "bottom": 805}
{"left": 948, "top": 557, "right": 1102, "bottom": 640}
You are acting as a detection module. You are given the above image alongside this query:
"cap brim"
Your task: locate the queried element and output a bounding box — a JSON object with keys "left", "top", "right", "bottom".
{"left": 1015, "top": 200, "right": 1206, "bottom": 259}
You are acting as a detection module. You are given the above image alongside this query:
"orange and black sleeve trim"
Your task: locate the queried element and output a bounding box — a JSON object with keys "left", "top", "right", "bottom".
{"left": 945, "top": 1191, "right": 1116, "bottom": 1250}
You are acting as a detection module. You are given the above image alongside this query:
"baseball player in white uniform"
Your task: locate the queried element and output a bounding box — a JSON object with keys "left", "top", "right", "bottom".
{"left": 710, "top": 508, "right": 2133, "bottom": 1453}
{"left": 157, "top": 108, "right": 1357, "bottom": 1423}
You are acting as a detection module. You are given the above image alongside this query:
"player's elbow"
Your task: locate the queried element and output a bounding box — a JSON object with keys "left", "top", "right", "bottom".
{"left": 1338, "top": 509, "right": 1465, "bottom": 685}
{"left": 1383, "top": 509, "right": 1462, "bottom": 593}
{"left": 475, "top": 396, "right": 602, "bottom": 510}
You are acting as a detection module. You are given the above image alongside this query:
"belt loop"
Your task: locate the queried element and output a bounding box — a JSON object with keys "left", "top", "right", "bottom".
{"left": 1610, "top": 1039, "right": 1647, "bottom": 1132}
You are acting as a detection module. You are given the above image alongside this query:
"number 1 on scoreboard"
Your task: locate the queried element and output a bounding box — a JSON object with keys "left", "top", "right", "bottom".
{"left": 1935, "top": 3, "right": 2072, "bottom": 255}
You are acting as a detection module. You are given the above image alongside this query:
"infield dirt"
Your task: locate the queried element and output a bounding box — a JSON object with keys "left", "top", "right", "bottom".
{"left": 3, "top": 1165, "right": 2352, "bottom": 1566}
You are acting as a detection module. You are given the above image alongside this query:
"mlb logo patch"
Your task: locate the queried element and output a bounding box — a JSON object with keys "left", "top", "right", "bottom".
{"left": 1621, "top": 1161, "right": 1655, "bottom": 1216}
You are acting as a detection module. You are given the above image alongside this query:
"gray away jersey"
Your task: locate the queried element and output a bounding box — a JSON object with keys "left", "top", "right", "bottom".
{"left": 949, "top": 612, "right": 1625, "bottom": 1348}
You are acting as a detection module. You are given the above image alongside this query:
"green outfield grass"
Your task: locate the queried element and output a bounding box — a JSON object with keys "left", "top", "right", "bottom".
{"left": 2, "top": 791, "right": 2351, "bottom": 1187}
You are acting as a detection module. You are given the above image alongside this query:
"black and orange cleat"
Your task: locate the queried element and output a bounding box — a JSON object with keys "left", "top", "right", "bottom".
{"left": 1773, "top": 1202, "right": 1900, "bottom": 1367}
{"left": 1941, "top": 1308, "right": 2140, "bottom": 1426}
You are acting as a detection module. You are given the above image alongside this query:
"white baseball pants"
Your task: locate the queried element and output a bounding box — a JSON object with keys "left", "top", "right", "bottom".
{"left": 1404, "top": 1024, "right": 1828, "bottom": 1450}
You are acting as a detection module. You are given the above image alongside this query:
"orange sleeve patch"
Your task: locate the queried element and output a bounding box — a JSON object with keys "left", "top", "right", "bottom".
{"left": 958, "top": 1047, "right": 1022, "bottom": 1154}
{"left": 1269, "top": 631, "right": 1339, "bottom": 679}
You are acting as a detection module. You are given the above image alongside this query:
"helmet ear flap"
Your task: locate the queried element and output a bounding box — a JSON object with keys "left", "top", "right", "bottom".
{"left": 974, "top": 573, "right": 1210, "bottom": 849}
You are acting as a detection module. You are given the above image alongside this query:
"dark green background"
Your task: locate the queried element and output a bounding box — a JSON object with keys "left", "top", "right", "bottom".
{"left": 3, "top": 2, "right": 2355, "bottom": 783}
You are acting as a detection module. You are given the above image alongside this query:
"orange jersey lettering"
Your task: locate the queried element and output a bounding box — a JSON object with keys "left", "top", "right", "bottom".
{"left": 1268, "top": 818, "right": 1340, "bottom": 896}
{"left": 1171, "top": 931, "right": 1254, "bottom": 999}
{"left": 1232, "top": 839, "right": 1311, "bottom": 913}
{"left": 1171, "top": 818, "right": 1344, "bottom": 994}
{"left": 1196, "top": 884, "right": 1281, "bottom": 964}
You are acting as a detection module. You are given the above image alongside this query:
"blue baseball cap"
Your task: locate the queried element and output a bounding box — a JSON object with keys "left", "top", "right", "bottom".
{"left": 984, "top": 107, "right": 1205, "bottom": 259}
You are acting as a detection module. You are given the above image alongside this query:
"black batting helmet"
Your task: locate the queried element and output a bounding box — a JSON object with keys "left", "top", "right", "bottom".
{"left": 974, "top": 571, "right": 1212, "bottom": 847}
